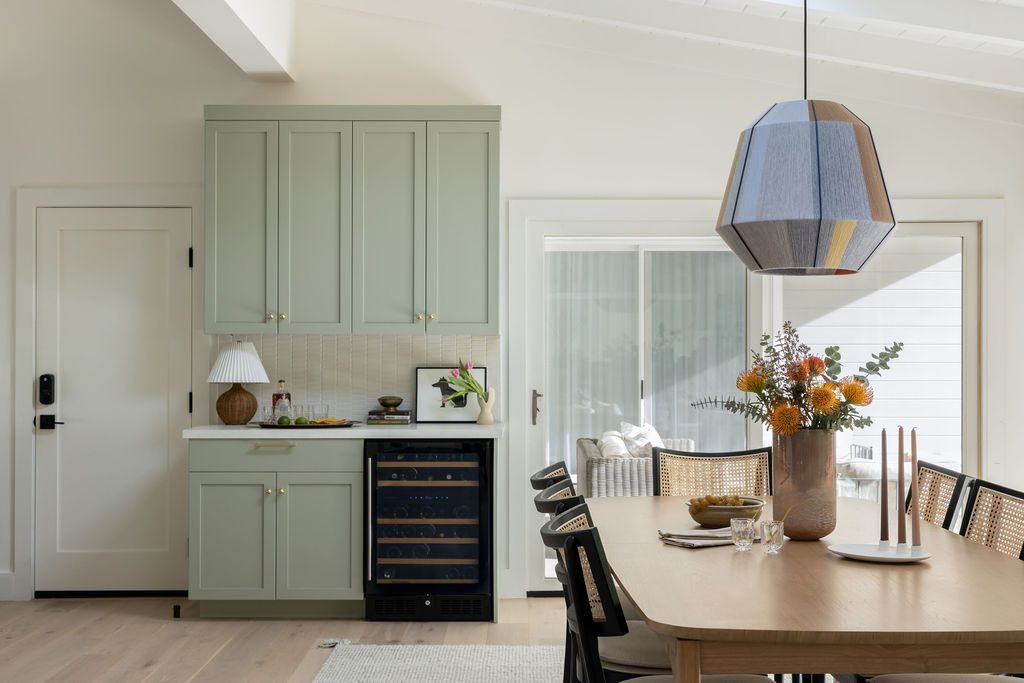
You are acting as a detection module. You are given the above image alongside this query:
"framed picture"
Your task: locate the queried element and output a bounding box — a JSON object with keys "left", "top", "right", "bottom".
{"left": 415, "top": 366, "right": 488, "bottom": 423}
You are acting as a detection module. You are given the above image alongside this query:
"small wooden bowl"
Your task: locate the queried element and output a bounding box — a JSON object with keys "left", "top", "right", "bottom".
{"left": 687, "top": 497, "right": 765, "bottom": 529}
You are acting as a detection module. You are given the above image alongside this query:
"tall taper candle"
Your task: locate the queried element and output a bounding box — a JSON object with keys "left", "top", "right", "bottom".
{"left": 911, "top": 428, "right": 921, "bottom": 547}
{"left": 897, "top": 426, "right": 907, "bottom": 545}
{"left": 880, "top": 429, "right": 889, "bottom": 543}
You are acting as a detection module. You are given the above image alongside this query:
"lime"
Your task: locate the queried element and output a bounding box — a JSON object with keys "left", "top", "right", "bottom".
{"left": 295, "top": 416, "right": 309, "bottom": 425}
{"left": 277, "top": 416, "right": 291, "bottom": 425}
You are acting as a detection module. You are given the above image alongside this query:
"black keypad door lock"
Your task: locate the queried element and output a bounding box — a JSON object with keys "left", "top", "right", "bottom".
{"left": 39, "top": 373, "right": 55, "bottom": 405}
{"left": 37, "top": 415, "right": 64, "bottom": 430}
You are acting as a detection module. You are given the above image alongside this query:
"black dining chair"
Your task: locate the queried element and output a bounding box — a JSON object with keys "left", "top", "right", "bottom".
{"left": 903, "top": 460, "right": 973, "bottom": 530}
{"left": 539, "top": 504, "right": 773, "bottom": 683}
{"left": 651, "top": 446, "right": 772, "bottom": 498}
{"left": 958, "top": 478, "right": 1024, "bottom": 560}
{"left": 532, "top": 460, "right": 572, "bottom": 491}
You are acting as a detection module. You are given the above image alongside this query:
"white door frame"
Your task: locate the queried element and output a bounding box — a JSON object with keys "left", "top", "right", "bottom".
{"left": 507, "top": 197, "right": 1005, "bottom": 598}
{"left": 11, "top": 186, "right": 206, "bottom": 600}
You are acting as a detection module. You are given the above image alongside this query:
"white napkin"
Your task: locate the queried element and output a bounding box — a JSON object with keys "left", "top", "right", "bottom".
{"left": 658, "top": 527, "right": 758, "bottom": 549}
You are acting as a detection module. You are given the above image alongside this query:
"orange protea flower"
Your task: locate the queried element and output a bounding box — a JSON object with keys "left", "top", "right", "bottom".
{"left": 735, "top": 368, "right": 768, "bottom": 393}
{"left": 770, "top": 403, "right": 803, "bottom": 436}
{"left": 806, "top": 356, "right": 826, "bottom": 376}
{"left": 808, "top": 383, "right": 840, "bottom": 415}
{"left": 839, "top": 377, "right": 874, "bottom": 406}
{"left": 786, "top": 361, "right": 809, "bottom": 384}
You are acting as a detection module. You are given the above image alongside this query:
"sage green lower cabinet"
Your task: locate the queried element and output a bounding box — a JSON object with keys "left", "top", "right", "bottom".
{"left": 189, "top": 472, "right": 277, "bottom": 600}
{"left": 276, "top": 472, "right": 362, "bottom": 599}
{"left": 188, "top": 440, "right": 364, "bottom": 606}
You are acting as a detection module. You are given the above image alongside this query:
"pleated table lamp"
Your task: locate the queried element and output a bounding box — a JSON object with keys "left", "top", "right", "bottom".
{"left": 207, "top": 341, "right": 270, "bottom": 425}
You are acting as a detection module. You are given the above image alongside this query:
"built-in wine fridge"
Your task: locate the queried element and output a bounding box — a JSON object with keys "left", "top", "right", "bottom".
{"left": 364, "top": 439, "right": 493, "bottom": 621}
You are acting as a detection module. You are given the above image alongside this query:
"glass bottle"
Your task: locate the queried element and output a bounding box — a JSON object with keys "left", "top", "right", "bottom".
{"left": 272, "top": 380, "right": 291, "bottom": 415}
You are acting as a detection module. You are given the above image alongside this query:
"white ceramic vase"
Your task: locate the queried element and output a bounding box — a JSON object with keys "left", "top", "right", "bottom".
{"left": 476, "top": 388, "right": 495, "bottom": 425}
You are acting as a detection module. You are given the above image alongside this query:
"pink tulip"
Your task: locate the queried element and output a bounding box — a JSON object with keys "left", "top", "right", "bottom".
{"left": 466, "top": 362, "right": 474, "bottom": 371}
{"left": 451, "top": 368, "right": 460, "bottom": 378}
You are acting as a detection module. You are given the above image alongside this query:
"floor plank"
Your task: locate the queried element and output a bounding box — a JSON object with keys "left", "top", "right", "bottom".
{"left": 0, "top": 598, "right": 564, "bottom": 683}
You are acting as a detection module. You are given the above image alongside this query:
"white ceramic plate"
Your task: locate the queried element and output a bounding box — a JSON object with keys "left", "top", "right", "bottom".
{"left": 827, "top": 543, "right": 931, "bottom": 564}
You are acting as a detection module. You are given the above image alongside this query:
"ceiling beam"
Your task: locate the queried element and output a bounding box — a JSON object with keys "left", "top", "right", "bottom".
{"left": 170, "top": 0, "right": 294, "bottom": 81}
{"left": 752, "top": 0, "right": 1024, "bottom": 48}
{"left": 470, "top": 0, "right": 1024, "bottom": 93}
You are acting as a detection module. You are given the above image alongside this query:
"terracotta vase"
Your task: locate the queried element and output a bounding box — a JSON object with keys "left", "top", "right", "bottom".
{"left": 772, "top": 429, "right": 837, "bottom": 541}
{"left": 476, "top": 388, "right": 496, "bottom": 426}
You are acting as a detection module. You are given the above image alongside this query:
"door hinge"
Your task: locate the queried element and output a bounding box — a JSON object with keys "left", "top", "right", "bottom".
{"left": 188, "top": 392, "right": 193, "bottom": 414}
{"left": 188, "top": 247, "right": 193, "bottom": 268}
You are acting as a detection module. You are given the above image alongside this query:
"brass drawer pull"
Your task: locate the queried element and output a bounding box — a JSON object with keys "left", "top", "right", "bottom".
{"left": 252, "top": 442, "right": 296, "bottom": 449}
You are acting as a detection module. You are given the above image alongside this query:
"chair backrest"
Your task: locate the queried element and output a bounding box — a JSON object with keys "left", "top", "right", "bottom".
{"left": 904, "top": 460, "right": 972, "bottom": 530}
{"left": 534, "top": 478, "right": 585, "bottom": 520}
{"left": 540, "top": 506, "right": 628, "bottom": 683}
{"left": 530, "top": 460, "right": 571, "bottom": 491}
{"left": 958, "top": 478, "right": 1024, "bottom": 560}
{"left": 850, "top": 444, "right": 873, "bottom": 460}
{"left": 652, "top": 446, "right": 772, "bottom": 497}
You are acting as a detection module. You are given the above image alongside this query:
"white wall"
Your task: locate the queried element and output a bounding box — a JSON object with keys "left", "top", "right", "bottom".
{"left": 2, "top": 0, "right": 1023, "bottom": 597}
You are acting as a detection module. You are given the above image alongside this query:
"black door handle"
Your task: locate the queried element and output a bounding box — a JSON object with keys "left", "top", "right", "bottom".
{"left": 36, "top": 415, "right": 64, "bottom": 430}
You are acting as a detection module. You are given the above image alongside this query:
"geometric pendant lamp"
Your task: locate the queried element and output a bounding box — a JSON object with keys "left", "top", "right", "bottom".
{"left": 716, "top": 99, "right": 895, "bottom": 275}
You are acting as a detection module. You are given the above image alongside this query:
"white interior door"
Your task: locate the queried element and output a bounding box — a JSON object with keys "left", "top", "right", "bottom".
{"left": 35, "top": 207, "right": 192, "bottom": 591}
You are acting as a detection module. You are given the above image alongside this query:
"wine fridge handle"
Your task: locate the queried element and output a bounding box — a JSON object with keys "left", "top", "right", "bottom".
{"left": 366, "top": 455, "right": 373, "bottom": 582}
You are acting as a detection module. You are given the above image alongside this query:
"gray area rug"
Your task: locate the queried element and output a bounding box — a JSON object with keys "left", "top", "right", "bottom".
{"left": 314, "top": 643, "right": 563, "bottom": 683}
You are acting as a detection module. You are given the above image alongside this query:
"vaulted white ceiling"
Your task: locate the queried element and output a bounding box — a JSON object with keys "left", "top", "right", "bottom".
{"left": 177, "top": 0, "right": 1024, "bottom": 93}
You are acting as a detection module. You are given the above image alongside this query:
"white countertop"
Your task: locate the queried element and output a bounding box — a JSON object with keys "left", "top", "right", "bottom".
{"left": 183, "top": 423, "right": 504, "bottom": 440}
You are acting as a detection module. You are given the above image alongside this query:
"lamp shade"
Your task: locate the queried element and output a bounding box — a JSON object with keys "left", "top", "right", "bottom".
{"left": 207, "top": 341, "right": 269, "bottom": 384}
{"left": 716, "top": 99, "right": 895, "bottom": 275}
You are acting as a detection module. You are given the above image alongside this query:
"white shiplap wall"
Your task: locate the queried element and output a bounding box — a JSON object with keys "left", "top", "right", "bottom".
{"left": 783, "top": 236, "right": 963, "bottom": 471}
{"left": 213, "top": 335, "right": 500, "bottom": 421}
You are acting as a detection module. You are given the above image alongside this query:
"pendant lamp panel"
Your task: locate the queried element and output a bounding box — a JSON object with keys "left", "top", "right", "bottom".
{"left": 717, "top": 100, "right": 895, "bottom": 276}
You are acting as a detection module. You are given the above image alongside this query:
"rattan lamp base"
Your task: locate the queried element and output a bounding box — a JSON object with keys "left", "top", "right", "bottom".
{"left": 216, "top": 383, "right": 258, "bottom": 425}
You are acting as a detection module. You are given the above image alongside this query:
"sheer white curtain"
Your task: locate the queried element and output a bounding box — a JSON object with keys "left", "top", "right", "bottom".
{"left": 648, "top": 251, "right": 747, "bottom": 451}
{"left": 545, "top": 251, "right": 640, "bottom": 473}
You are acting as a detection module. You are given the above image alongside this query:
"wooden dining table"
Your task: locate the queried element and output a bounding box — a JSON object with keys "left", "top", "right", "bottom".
{"left": 587, "top": 495, "right": 1024, "bottom": 682}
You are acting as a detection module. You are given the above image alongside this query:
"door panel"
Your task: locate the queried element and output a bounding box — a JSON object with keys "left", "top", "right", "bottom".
{"left": 279, "top": 121, "right": 353, "bottom": 334}
{"left": 426, "top": 122, "right": 499, "bottom": 335}
{"left": 276, "top": 472, "right": 362, "bottom": 600}
{"left": 189, "top": 472, "right": 276, "bottom": 599}
{"left": 205, "top": 120, "right": 279, "bottom": 333}
{"left": 352, "top": 121, "right": 426, "bottom": 334}
{"left": 35, "top": 207, "right": 191, "bottom": 590}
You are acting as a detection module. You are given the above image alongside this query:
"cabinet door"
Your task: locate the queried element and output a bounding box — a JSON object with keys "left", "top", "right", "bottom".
{"left": 426, "top": 122, "right": 500, "bottom": 335}
{"left": 189, "top": 472, "right": 276, "bottom": 600}
{"left": 279, "top": 122, "right": 353, "bottom": 334}
{"left": 352, "top": 121, "right": 427, "bottom": 334}
{"left": 276, "top": 472, "right": 363, "bottom": 600}
{"left": 204, "top": 121, "right": 279, "bottom": 334}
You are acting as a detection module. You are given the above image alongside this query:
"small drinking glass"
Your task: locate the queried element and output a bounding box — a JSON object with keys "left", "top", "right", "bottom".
{"left": 314, "top": 404, "right": 329, "bottom": 421}
{"left": 761, "top": 520, "right": 785, "bottom": 555}
{"left": 258, "top": 405, "right": 273, "bottom": 424}
{"left": 730, "top": 518, "right": 755, "bottom": 552}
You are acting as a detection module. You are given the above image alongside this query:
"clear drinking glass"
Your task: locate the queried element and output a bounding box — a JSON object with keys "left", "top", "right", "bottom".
{"left": 761, "top": 520, "right": 784, "bottom": 555}
{"left": 730, "top": 518, "right": 755, "bottom": 552}
{"left": 314, "top": 404, "right": 329, "bottom": 421}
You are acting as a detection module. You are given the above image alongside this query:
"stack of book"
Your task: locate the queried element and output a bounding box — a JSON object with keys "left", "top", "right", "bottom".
{"left": 366, "top": 409, "right": 412, "bottom": 426}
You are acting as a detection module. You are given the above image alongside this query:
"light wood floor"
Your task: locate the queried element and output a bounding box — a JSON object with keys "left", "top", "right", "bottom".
{"left": 0, "top": 597, "right": 566, "bottom": 683}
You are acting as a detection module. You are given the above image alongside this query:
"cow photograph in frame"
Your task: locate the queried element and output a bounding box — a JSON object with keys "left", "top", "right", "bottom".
{"left": 415, "top": 366, "right": 488, "bottom": 423}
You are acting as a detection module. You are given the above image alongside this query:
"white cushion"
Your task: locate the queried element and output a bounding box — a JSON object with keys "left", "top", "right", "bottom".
{"left": 597, "top": 431, "right": 631, "bottom": 458}
{"left": 620, "top": 422, "right": 664, "bottom": 458}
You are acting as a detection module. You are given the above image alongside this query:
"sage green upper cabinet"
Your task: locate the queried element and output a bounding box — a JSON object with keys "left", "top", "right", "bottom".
{"left": 189, "top": 472, "right": 276, "bottom": 600}
{"left": 278, "top": 122, "right": 353, "bottom": 334}
{"left": 352, "top": 121, "right": 427, "bottom": 334}
{"left": 205, "top": 121, "right": 279, "bottom": 334}
{"left": 276, "top": 472, "right": 362, "bottom": 600}
{"left": 426, "top": 122, "right": 500, "bottom": 335}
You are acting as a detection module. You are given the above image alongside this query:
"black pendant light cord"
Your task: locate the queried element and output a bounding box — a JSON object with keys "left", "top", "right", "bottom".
{"left": 803, "top": 0, "right": 808, "bottom": 99}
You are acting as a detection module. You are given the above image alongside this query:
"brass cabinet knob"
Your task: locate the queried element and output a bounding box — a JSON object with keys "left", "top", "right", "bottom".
{"left": 428, "top": 313, "right": 436, "bottom": 320}
{"left": 278, "top": 488, "right": 286, "bottom": 495}
{"left": 267, "top": 312, "right": 276, "bottom": 321}
{"left": 265, "top": 488, "right": 272, "bottom": 495}
{"left": 279, "top": 312, "right": 287, "bottom": 320}
{"left": 416, "top": 313, "right": 424, "bottom": 321}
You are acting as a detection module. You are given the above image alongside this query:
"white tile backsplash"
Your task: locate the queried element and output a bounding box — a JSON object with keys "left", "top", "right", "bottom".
{"left": 214, "top": 335, "right": 500, "bottom": 420}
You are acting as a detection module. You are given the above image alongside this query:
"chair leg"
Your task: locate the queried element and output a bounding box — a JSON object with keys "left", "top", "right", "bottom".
{"left": 563, "top": 622, "right": 575, "bottom": 683}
